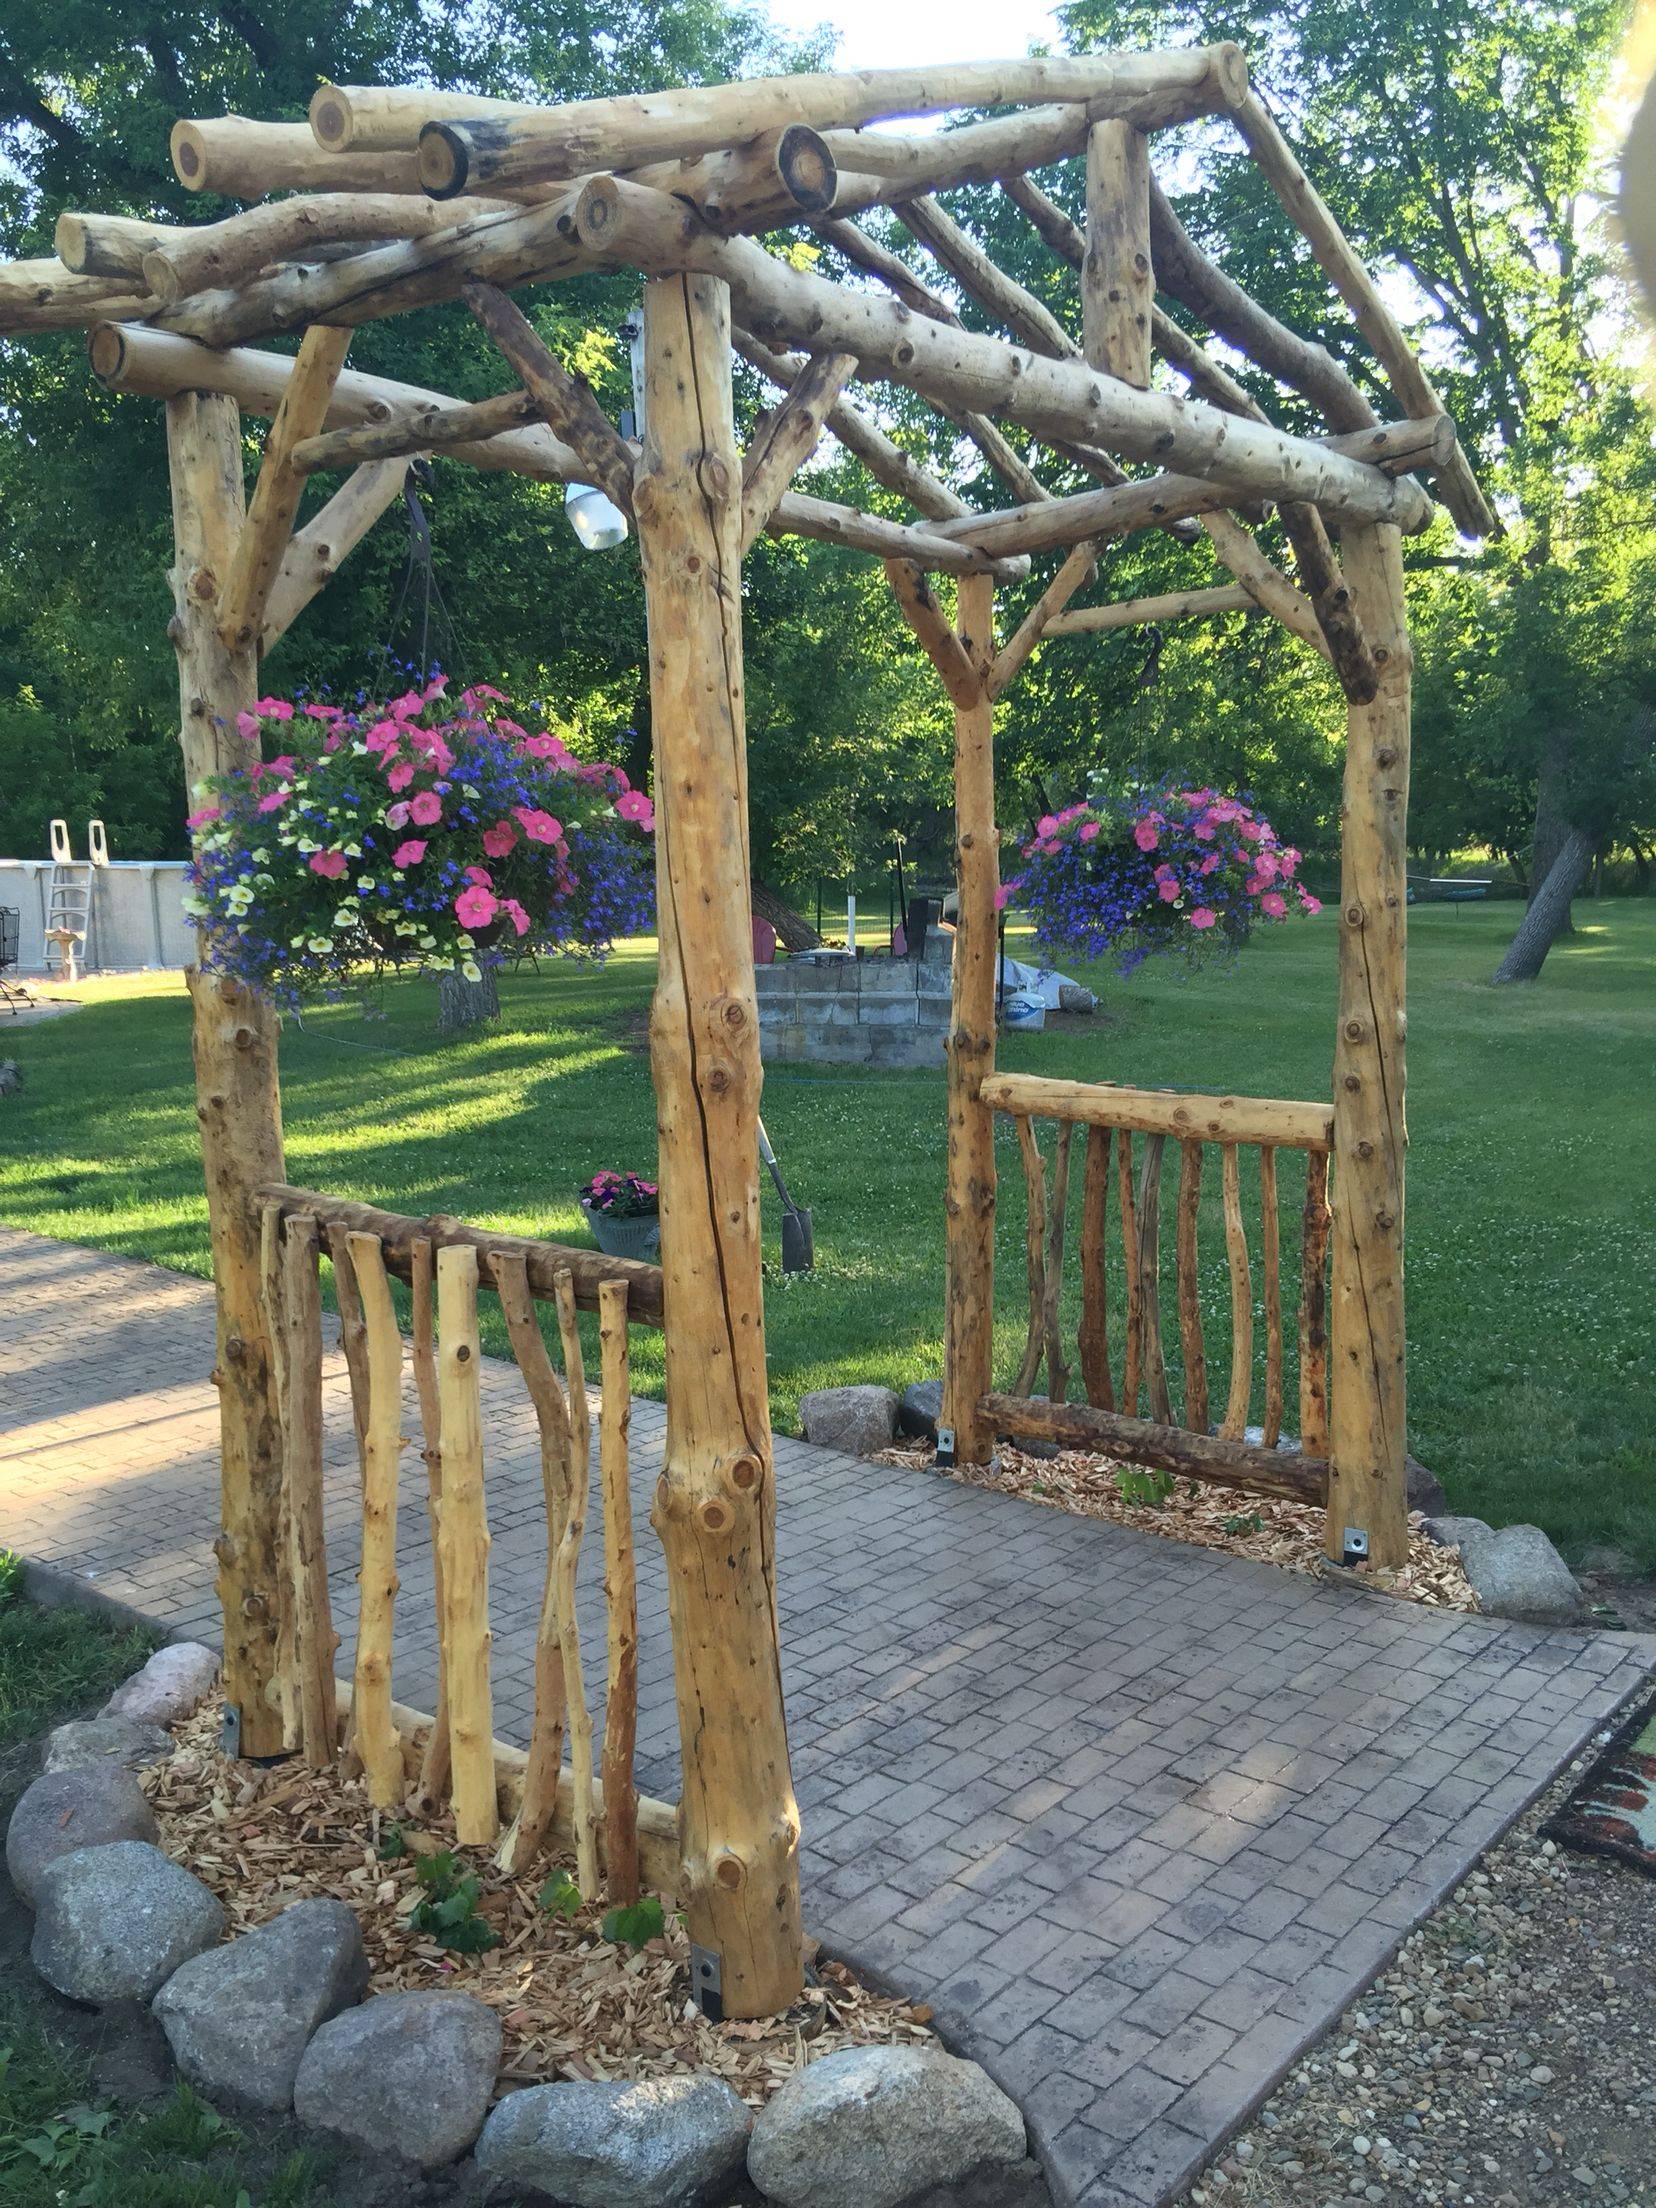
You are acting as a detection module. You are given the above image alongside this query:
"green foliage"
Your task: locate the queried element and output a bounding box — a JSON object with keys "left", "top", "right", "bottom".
{"left": 410, "top": 1850, "right": 500, "bottom": 1954}
{"left": 538, "top": 1868, "right": 583, "bottom": 1919}
{"left": 1222, "top": 1511, "right": 1266, "bottom": 1536}
{"left": 1115, "top": 1467, "right": 1177, "bottom": 1509}
{"left": 375, "top": 1823, "right": 407, "bottom": 1861}
{"left": 0, "top": 1598, "right": 154, "bottom": 1754}
{"left": 601, "top": 1895, "right": 667, "bottom": 1951}
{"left": 0, "top": 1551, "right": 22, "bottom": 1608}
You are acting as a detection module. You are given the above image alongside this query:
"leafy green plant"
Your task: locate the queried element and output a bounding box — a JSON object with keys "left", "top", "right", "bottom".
{"left": 410, "top": 1851, "right": 500, "bottom": 1955}
{"left": 0, "top": 1552, "right": 23, "bottom": 1609}
{"left": 538, "top": 1869, "right": 583, "bottom": 1920}
{"left": 601, "top": 1896, "right": 666, "bottom": 1951}
{"left": 376, "top": 1823, "right": 407, "bottom": 1861}
{"left": 6, "top": 2103, "right": 113, "bottom": 2177}
{"left": 1115, "top": 1467, "right": 1176, "bottom": 1509}
{"left": 1222, "top": 1511, "right": 1265, "bottom": 1536}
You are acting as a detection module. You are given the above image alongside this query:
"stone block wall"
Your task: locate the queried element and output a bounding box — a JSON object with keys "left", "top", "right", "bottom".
{"left": 754, "top": 953, "right": 950, "bottom": 1069}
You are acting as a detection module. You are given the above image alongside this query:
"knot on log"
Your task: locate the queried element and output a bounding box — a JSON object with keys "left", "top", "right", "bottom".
{"left": 713, "top": 1850, "right": 745, "bottom": 1891}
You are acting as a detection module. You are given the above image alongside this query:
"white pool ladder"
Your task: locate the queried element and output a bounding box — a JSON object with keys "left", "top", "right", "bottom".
{"left": 43, "top": 818, "right": 104, "bottom": 982}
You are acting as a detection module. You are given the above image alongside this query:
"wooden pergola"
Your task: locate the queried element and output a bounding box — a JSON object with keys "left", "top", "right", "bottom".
{"left": 0, "top": 44, "right": 1489, "bottom": 2019}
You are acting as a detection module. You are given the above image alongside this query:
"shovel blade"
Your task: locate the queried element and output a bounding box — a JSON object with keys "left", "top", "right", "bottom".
{"left": 781, "top": 1206, "right": 814, "bottom": 1273}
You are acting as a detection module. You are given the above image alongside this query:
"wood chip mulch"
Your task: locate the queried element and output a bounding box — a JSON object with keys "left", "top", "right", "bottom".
{"left": 142, "top": 1709, "right": 935, "bottom": 2106}
{"left": 872, "top": 1440, "right": 1478, "bottom": 1610}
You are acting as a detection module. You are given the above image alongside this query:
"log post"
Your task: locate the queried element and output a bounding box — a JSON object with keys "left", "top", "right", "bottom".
{"left": 1083, "top": 120, "right": 1152, "bottom": 385}
{"left": 348, "top": 1232, "right": 404, "bottom": 1808}
{"left": 436, "top": 1243, "right": 497, "bottom": 1844}
{"left": 1327, "top": 522, "right": 1412, "bottom": 1567}
{"left": 940, "top": 573, "right": 999, "bottom": 1464}
{"left": 636, "top": 271, "right": 802, "bottom": 2017}
{"left": 165, "top": 391, "right": 289, "bottom": 1759}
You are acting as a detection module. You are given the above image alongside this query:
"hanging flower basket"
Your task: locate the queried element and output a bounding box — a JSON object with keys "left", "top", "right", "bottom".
{"left": 1004, "top": 787, "right": 1321, "bottom": 971}
{"left": 579, "top": 1171, "right": 661, "bottom": 1260}
{"left": 183, "top": 679, "right": 656, "bottom": 1011}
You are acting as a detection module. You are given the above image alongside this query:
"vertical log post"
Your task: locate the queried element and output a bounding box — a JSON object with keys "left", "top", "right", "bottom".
{"left": 1012, "top": 1117, "right": 1048, "bottom": 1399}
{"left": 436, "top": 1243, "right": 497, "bottom": 1845}
{"left": 1175, "top": 1139, "right": 1208, "bottom": 1433}
{"left": 410, "top": 1237, "right": 451, "bottom": 1808}
{"left": 942, "top": 571, "right": 999, "bottom": 1462}
{"left": 1299, "top": 1148, "right": 1333, "bottom": 1457}
{"left": 637, "top": 271, "right": 802, "bottom": 2017}
{"left": 271, "top": 1212, "right": 337, "bottom": 1765}
{"left": 348, "top": 1231, "right": 404, "bottom": 1808}
{"left": 166, "top": 390, "right": 288, "bottom": 1758}
{"left": 1327, "top": 522, "right": 1412, "bottom": 1567}
{"left": 1084, "top": 121, "right": 1153, "bottom": 386}
{"left": 598, "top": 1277, "right": 641, "bottom": 1904}
{"left": 1077, "top": 1124, "right": 1113, "bottom": 1410}
{"left": 552, "top": 1270, "right": 599, "bottom": 1900}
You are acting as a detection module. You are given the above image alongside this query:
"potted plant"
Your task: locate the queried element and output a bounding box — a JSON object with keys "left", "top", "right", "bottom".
{"left": 1007, "top": 784, "right": 1320, "bottom": 971}
{"left": 579, "top": 1170, "right": 661, "bottom": 1260}
{"left": 182, "top": 678, "right": 656, "bottom": 1021}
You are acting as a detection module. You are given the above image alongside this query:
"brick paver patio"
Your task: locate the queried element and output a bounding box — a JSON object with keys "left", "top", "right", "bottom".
{"left": 2, "top": 1222, "right": 1651, "bottom": 2208}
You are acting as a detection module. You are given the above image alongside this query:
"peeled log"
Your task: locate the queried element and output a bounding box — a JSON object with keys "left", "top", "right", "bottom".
{"left": 981, "top": 1393, "right": 1329, "bottom": 1504}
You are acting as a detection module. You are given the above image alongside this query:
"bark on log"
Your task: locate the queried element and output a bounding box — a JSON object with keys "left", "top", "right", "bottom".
{"left": 1077, "top": 1124, "right": 1114, "bottom": 1411}
{"left": 417, "top": 49, "right": 1248, "bottom": 193}
{"left": 551, "top": 1271, "right": 599, "bottom": 1898}
{"left": 291, "top": 390, "right": 536, "bottom": 476}
{"left": 1220, "top": 1144, "right": 1253, "bottom": 1442}
{"left": 886, "top": 561, "right": 983, "bottom": 709}
{"left": 989, "top": 539, "right": 1102, "bottom": 699}
{"left": 1175, "top": 1140, "right": 1207, "bottom": 1433}
{"left": 138, "top": 194, "right": 516, "bottom": 302}
{"left": 1492, "top": 828, "right": 1592, "bottom": 983}
{"left": 347, "top": 1233, "right": 405, "bottom": 1807}
{"left": 1044, "top": 583, "right": 1257, "bottom": 635}
{"left": 0, "top": 258, "right": 155, "bottom": 334}
{"left": 265, "top": 1210, "right": 337, "bottom": 1767}
{"left": 1011, "top": 1116, "right": 1048, "bottom": 1400}
{"left": 569, "top": 183, "right": 1434, "bottom": 533}
{"left": 981, "top": 1072, "right": 1333, "bottom": 1150}
{"left": 410, "top": 1237, "right": 451, "bottom": 1808}
{"left": 435, "top": 1244, "right": 497, "bottom": 1844}
{"left": 939, "top": 575, "right": 999, "bottom": 1465}
{"left": 1326, "top": 522, "right": 1411, "bottom": 1567}
{"left": 1084, "top": 121, "right": 1152, "bottom": 386}
{"left": 55, "top": 212, "right": 174, "bottom": 280}
{"left": 637, "top": 271, "right": 802, "bottom": 2017}
{"left": 218, "top": 325, "right": 354, "bottom": 651}
{"left": 465, "top": 282, "right": 637, "bottom": 513}
{"left": 166, "top": 390, "right": 289, "bottom": 1759}
{"left": 1136, "top": 1133, "right": 1171, "bottom": 1422}
{"left": 740, "top": 349, "right": 860, "bottom": 554}
{"left": 980, "top": 1394, "right": 1329, "bottom": 1504}
{"left": 1299, "top": 1148, "right": 1332, "bottom": 1458}
{"left": 260, "top": 458, "right": 412, "bottom": 652}
{"left": 1260, "top": 1146, "right": 1284, "bottom": 1449}
{"left": 1116, "top": 1130, "right": 1143, "bottom": 1415}
{"left": 491, "top": 1252, "right": 574, "bottom": 1878}
{"left": 750, "top": 879, "right": 824, "bottom": 953}
{"left": 258, "top": 1183, "right": 664, "bottom": 1323}
{"left": 170, "top": 118, "right": 424, "bottom": 197}
{"left": 597, "top": 1278, "right": 641, "bottom": 1903}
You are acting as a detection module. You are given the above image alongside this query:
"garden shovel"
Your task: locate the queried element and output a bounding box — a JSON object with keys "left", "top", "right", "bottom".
{"left": 757, "top": 1115, "right": 814, "bottom": 1273}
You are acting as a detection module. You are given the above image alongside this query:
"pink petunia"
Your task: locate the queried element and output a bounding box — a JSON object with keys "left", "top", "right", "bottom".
{"left": 513, "top": 806, "right": 562, "bottom": 844}
{"left": 364, "top": 720, "right": 401, "bottom": 754}
{"left": 185, "top": 804, "right": 221, "bottom": 830}
{"left": 1298, "top": 890, "right": 1323, "bottom": 914}
{"left": 1188, "top": 906, "right": 1217, "bottom": 930}
{"left": 462, "top": 682, "right": 507, "bottom": 706}
{"left": 1078, "top": 821, "right": 1101, "bottom": 843}
{"left": 235, "top": 711, "right": 261, "bottom": 742}
{"left": 615, "top": 789, "right": 653, "bottom": 825}
{"left": 256, "top": 787, "right": 289, "bottom": 814}
{"left": 1133, "top": 822, "right": 1161, "bottom": 852}
{"left": 254, "top": 697, "right": 294, "bottom": 721}
{"left": 392, "top": 839, "right": 428, "bottom": 868}
{"left": 463, "top": 865, "right": 494, "bottom": 887}
{"left": 1192, "top": 821, "right": 1216, "bottom": 841}
{"left": 1260, "top": 890, "right": 1288, "bottom": 919}
{"left": 1158, "top": 877, "right": 1181, "bottom": 902}
{"left": 1199, "top": 854, "right": 1221, "bottom": 875}
{"left": 386, "top": 760, "right": 416, "bottom": 793}
{"left": 389, "top": 690, "right": 425, "bottom": 721}
{"left": 454, "top": 884, "right": 498, "bottom": 929}
{"left": 303, "top": 703, "right": 344, "bottom": 723}
{"left": 385, "top": 802, "right": 411, "bottom": 831}
{"left": 993, "top": 884, "right": 1013, "bottom": 911}
{"left": 424, "top": 674, "right": 449, "bottom": 700}
{"left": 1036, "top": 813, "right": 1058, "bottom": 838}
{"left": 309, "top": 850, "right": 348, "bottom": 880}
{"left": 482, "top": 821, "right": 519, "bottom": 859}
{"left": 409, "top": 790, "right": 443, "bottom": 827}
{"left": 1238, "top": 818, "right": 1263, "bottom": 842}
{"left": 501, "top": 898, "right": 531, "bottom": 937}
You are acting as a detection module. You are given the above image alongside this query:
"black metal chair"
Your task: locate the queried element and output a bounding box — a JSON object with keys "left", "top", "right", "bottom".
{"left": 0, "top": 907, "right": 29, "bottom": 1014}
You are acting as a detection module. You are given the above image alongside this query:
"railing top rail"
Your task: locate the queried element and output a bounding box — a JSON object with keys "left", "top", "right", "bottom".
{"left": 980, "top": 1072, "right": 1333, "bottom": 1153}
{"left": 258, "top": 1182, "right": 664, "bottom": 1325}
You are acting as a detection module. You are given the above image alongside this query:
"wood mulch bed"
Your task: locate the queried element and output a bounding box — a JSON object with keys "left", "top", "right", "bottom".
{"left": 873, "top": 1440, "right": 1477, "bottom": 1610}
{"left": 143, "top": 1708, "right": 934, "bottom": 2105}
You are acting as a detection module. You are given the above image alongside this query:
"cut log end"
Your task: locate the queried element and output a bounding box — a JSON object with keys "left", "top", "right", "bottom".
{"left": 310, "top": 85, "right": 352, "bottom": 154}
{"left": 418, "top": 121, "right": 470, "bottom": 199}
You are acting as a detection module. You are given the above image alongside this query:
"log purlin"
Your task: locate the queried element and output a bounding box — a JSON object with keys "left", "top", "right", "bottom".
{"left": 981, "top": 1072, "right": 1333, "bottom": 1152}
{"left": 981, "top": 1393, "right": 1330, "bottom": 1505}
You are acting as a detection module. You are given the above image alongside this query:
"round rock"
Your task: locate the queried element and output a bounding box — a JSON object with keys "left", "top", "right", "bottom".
{"left": 477, "top": 2073, "right": 751, "bottom": 2208}
{"left": 43, "top": 1715, "right": 173, "bottom": 1775}
{"left": 7, "top": 1765, "right": 159, "bottom": 1908}
{"left": 898, "top": 1379, "right": 945, "bottom": 1441}
{"left": 154, "top": 1896, "right": 369, "bottom": 2112}
{"left": 101, "top": 1643, "right": 220, "bottom": 1729}
{"left": 799, "top": 1385, "right": 900, "bottom": 1459}
{"left": 293, "top": 1989, "right": 501, "bottom": 2166}
{"left": 1459, "top": 1523, "right": 1585, "bottom": 1624}
{"left": 747, "top": 2044, "right": 1026, "bottom": 2208}
{"left": 31, "top": 1840, "right": 225, "bottom": 2005}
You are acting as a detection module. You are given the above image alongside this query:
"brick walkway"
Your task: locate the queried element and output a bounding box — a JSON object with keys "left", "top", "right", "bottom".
{"left": 2, "top": 1224, "right": 1651, "bottom": 2208}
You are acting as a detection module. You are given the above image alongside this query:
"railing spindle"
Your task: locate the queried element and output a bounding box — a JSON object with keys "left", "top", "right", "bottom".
{"left": 1013, "top": 1115, "right": 1048, "bottom": 1396}
{"left": 598, "top": 1277, "right": 641, "bottom": 1902}
{"left": 1042, "top": 1120, "right": 1074, "bottom": 1404}
{"left": 1175, "top": 1139, "right": 1208, "bottom": 1434}
{"left": 410, "top": 1236, "right": 451, "bottom": 1808}
{"left": 436, "top": 1242, "right": 497, "bottom": 1846}
{"left": 1077, "top": 1123, "right": 1114, "bottom": 1409}
{"left": 1220, "top": 1144, "right": 1253, "bottom": 1441}
{"left": 1260, "top": 1145, "right": 1284, "bottom": 1447}
{"left": 267, "top": 1209, "right": 337, "bottom": 1766}
{"left": 1136, "top": 1134, "right": 1172, "bottom": 1422}
{"left": 553, "top": 1268, "right": 600, "bottom": 1898}
{"left": 348, "top": 1231, "right": 405, "bottom": 1809}
{"left": 1116, "top": 1128, "right": 1143, "bottom": 1415}
{"left": 324, "top": 1220, "right": 370, "bottom": 1453}
{"left": 1299, "top": 1146, "right": 1332, "bottom": 1456}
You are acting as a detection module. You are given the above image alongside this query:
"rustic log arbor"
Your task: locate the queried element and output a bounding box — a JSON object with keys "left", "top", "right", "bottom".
{"left": 2, "top": 41, "right": 1489, "bottom": 2010}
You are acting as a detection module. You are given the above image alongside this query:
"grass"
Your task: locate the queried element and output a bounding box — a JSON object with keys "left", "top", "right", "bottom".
{"left": 0, "top": 1593, "right": 153, "bottom": 1757}
{"left": 1, "top": 903, "right": 1652, "bottom": 1569}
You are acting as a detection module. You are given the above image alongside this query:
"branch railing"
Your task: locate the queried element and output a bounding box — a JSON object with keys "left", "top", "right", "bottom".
{"left": 256, "top": 1183, "right": 674, "bottom": 1902}
{"left": 977, "top": 1073, "right": 1333, "bottom": 1504}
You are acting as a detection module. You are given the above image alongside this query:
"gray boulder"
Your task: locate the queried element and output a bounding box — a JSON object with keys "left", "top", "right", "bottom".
{"left": 898, "top": 1379, "right": 945, "bottom": 1441}
{"left": 799, "top": 1385, "right": 900, "bottom": 1458}
{"left": 7, "top": 1765, "right": 159, "bottom": 1908}
{"left": 293, "top": 1990, "right": 501, "bottom": 2166}
{"left": 102, "top": 1643, "right": 220, "bottom": 1729}
{"left": 44, "top": 1715, "right": 173, "bottom": 1775}
{"left": 1405, "top": 1455, "right": 1448, "bottom": 1517}
{"left": 476, "top": 2074, "right": 751, "bottom": 2208}
{"left": 1459, "top": 1523, "right": 1586, "bottom": 1625}
{"left": 153, "top": 1897, "right": 368, "bottom": 2112}
{"left": 32, "top": 1840, "right": 225, "bottom": 2004}
{"left": 1422, "top": 1514, "right": 1493, "bottom": 1553}
{"left": 747, "top": 2044, "right": 1026, "bottom": 2208}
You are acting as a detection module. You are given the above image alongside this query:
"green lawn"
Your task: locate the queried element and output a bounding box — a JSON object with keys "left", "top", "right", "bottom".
{"left": 2, "top": 903, "right": 1652, "bottom": 1568}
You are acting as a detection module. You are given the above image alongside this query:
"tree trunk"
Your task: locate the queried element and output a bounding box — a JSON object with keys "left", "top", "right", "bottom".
{"left": 436, "top": 967, "right": 500, "bottom": 1031}
{"left": 750, "top": 879, "right": 823, "bottom": 952}
{"left": 1493, "top": 827, "right": 1592, "bottom": 984}
{"left": 1529, "top": 729, "right": 1575, "bottom": 934}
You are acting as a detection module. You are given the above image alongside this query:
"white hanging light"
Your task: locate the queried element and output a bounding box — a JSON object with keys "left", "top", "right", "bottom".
{"left": 563, "top": 480, "right": 629, "bottom": 551}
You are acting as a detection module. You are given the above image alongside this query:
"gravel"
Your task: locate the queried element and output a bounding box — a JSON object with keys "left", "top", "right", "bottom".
{"left": 1174, "top": 1711, "right": 1656, "bottom": 2208}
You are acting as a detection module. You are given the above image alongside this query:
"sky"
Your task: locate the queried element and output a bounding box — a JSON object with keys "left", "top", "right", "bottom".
{"left": 763, "top": 0, "right": 1064, "bottom": 72}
